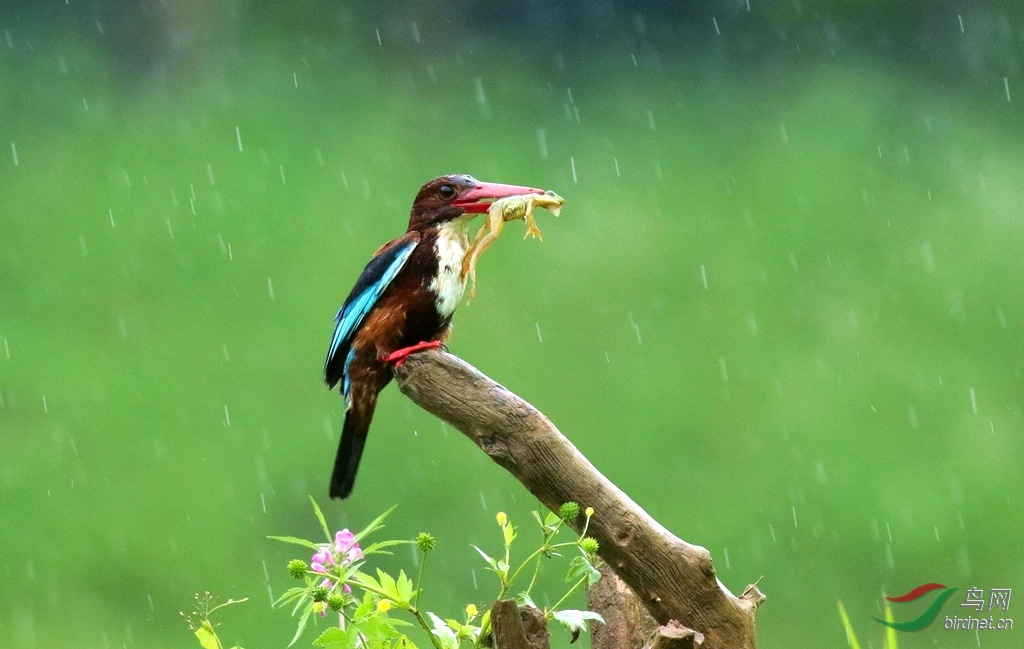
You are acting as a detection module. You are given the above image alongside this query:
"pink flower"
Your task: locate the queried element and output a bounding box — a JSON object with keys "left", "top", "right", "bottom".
{"left": 334, "top": 530, "right": 362, "bottom": 564}
{"left": 308, "top": 529, "right": 361, "bottom": 606}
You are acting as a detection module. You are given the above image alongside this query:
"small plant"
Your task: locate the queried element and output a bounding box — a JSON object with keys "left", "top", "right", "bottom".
{"left": 838, "top": 600, "right": 898, "bottom": 649}
{"left": 181, "top": 591, "right": 249, "bottom": 649}
{"left": 261, "top": 498, "right": 604, "bottom": 649}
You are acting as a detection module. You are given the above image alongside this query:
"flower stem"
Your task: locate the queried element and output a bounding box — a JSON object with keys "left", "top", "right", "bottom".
{"left": 547, "top": 575, "right": 589, "bottom": 616}
{"left": 413, "top": 550, "right": 428, "bottom": 609}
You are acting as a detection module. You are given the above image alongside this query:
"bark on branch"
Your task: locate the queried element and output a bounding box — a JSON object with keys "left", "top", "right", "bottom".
{"left": 394, "top": 351, "right": 765, "bottom": 649}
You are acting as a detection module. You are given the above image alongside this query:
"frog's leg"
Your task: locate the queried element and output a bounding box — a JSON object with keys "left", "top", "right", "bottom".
{"left": 522, "top": 207, "right": 544, "bottom": 240}
{"left": 461, "top": 203, "right": 509, "bottom": 299}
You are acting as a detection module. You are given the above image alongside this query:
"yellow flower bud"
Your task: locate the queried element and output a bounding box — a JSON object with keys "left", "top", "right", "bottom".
{"left": 496, "top": 512, "right": 508, "bottom": 526}
{"left": 585, "top": 506, "right": 595, "bottom": 518}
{"left": 466, "top": 603, "right": 479, "bottom": 617}
{"left": 377, "top": 599, "right": 391, "bottom": 613}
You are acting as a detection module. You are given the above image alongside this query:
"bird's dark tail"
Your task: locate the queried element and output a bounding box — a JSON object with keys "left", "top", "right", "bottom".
{"left": 330, "top": 408, "right": 371, "bottom": 499}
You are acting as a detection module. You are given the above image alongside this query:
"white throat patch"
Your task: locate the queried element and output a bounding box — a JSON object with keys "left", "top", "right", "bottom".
{"left": 430, "top": 216, "right": 473, "bottom": 318}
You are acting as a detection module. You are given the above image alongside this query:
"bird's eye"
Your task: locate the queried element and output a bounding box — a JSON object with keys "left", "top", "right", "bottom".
{"left": 438, "top": 184, "right": 455, "bottom": 199}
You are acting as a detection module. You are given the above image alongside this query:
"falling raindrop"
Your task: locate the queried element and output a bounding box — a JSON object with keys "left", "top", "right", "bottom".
{"left": 921, "top": 241, "right": 935, "bottom": 273}
{"left": 768, "top": 524, "right": 776, "bottom": 542}
{"left": 534, "top": 322, "right": 543, "bottom": 343}
{"left": 536, "top": 128, "right": 548, "bottom": 160}
{"left": 718, "top": 357, "right": 729, "bottom": 382}
{"left": 699, "top": 264, "right": 708, "bottom": 289}
{"left": 10, "top": 142, "right": 18, "bottom": 166}
{"left": 410, "top": 23, "right": 420, "bottom": 44}
{"left": 613, "top": 158, "right": 620, "bottom": 177}
{"left": 791, "top": 506, "right": 798, "bottom": 527}
{"left": 267, "top": 277, "right": 275, "bottom": 300}
{"left": 957, "top": 14, "right": 965, "bottom": 33}
{"left": 627, "top": 313, "right": 642, "bottom": 344}
{"left": 712, "top": 17, "right": 721, "bottom": 36}
{"left": 723, "top": 546, "right": 730, "bottom": 569}
{"left": 42, "top": 395, "right": 48, "bottom": 414}
{"left": 224, "top": 405, "right": 231, "bottom": 427}
{"left": 235, "top": 126, "right": 243, "bottom": 152}
{"left": 1004, "top": 77, "right": 1011, "bottom": 103}
{"left": 473, "top": 77, "right": 486, "bottom": 104}
{"left": 570, "top": 157, "right": 578, "bottom": 183}
{"left": 908, "top": 406, "right": 918, "bottom": 430}
{"left": 968, "top": 387, "right": 977, "bottom": 415}
{"left": 814, "top": 461, "right": 827, "bottom": 485}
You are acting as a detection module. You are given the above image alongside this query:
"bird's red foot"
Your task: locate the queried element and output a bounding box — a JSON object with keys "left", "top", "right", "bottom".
{"left": 379, "top": 340, "right": 444, "bottom": 368}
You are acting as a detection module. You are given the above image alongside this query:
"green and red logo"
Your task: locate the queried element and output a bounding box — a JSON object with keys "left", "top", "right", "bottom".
{"left": 874, "top": 583, "right": 958, "bottom": 631}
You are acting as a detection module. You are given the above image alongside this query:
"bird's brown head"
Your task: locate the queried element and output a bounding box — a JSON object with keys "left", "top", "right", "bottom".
{"left": 408, "top": 174, "right": 543, "bottom": 230}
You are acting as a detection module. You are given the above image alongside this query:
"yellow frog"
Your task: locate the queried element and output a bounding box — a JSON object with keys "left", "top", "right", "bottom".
{"left": 461, "top": 190, "right": 565, "bottom": 299}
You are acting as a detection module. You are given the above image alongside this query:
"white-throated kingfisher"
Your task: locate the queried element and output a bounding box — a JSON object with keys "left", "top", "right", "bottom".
{"left": 323, "top": 174, "right": 544, "bottom": 499}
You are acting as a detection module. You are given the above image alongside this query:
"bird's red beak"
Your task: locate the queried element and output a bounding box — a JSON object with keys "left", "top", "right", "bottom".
{"left": 453, "top": 181, "right": 545, "bottom": 213}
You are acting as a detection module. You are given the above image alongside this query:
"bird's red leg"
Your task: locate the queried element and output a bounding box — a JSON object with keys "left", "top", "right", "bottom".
{"left": 379, "top": 340, "right": 444, "bottom": 368}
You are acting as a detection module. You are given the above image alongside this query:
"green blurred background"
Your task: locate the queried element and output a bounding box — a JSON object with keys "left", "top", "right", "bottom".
{"left": 1, "top": 2, "right": 1022, "bottom": 647}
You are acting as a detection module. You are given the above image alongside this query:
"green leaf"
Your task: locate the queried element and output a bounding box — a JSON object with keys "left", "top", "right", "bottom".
{"left": 518, "top": 592, "right": 539, "bottom": 610}
{"left": 194, "top": 621, "right": 223, "bottom": 649}
{"left": 312, "top": 627, "right": 354, "bottom": 649}
{"left": 502, "top": 523, "right": 516, "bottom": 547}
{"left": 836, "top": 601, "right": 862, "bottom": 649}
{"left": 272, "top": 586, "right": 309, "bottom": 609}
{"left": 267, "top": 535, "right": 321, "bottom": 551}
{"left": 532, "top": 511, "right": 545, "bottom": 528}
{"left": 376, "top": 568, "right": 400, "bottom": 601}
{"left": 286, "top": 601, "right": 315, "bottom": 647}
{"left": 543, "top": 511, "right": 562, "bottom": 529}
{"left": 353, "top": 570, "right": 383, "bottom": 594}
{"left": 426, "top": 612, "right": 459, "bottom": 649}
{"left": 472, "top": 545, "right": 497, "bottom": 569}
{"left": 395, "top": 570, "right": 415, "bottom": 606}
{"left": 353, "top": 592, "right": 375, "bottom": 619}
{"left": 354, "top": 505, "right": 398, "bottom": 542}
{"left": 551, "top": 609, "right": 604, "bottom": 634}
{"left": 361, "top": 538, "right": 413, "bottom": 556}
{"left": 566, "top": 556, "right": 600, "bottom": 585}
{"left": 308, "top": 497, "right": 333, "bottom": 542}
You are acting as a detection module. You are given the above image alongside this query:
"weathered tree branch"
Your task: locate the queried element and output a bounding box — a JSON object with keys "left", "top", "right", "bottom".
{"left": 588, "top": 565, "right": 659, "bottom": 649}
{"left": 489, "top": 600, "right": 550, "bottom": 649}
{"left": 395, "top": 351, "right": 765, "bottom": 649}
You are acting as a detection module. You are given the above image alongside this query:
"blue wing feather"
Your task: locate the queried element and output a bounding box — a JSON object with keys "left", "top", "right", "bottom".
{"left": 324, "top": 238, "right": 417, "bottom": 391}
